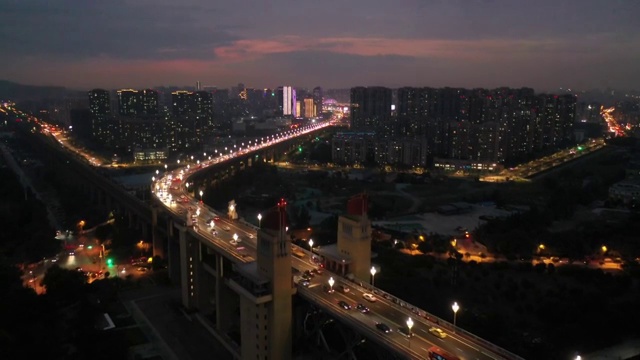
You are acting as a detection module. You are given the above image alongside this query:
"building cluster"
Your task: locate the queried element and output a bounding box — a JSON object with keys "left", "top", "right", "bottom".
{"left": 70, "top": 84, "right": 325, "bottom": 162}
{"left": 608, "top": 155, "right": 640, "bottom": 205}
{"left": 335, "top": 86, "right": 578, "bottom": 168}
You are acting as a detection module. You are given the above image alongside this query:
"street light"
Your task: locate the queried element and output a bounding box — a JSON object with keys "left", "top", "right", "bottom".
{"left": 575, "top": 356, "right": 582, "bottom": 360}
{"left": 452, "top": 302, "right": 460, "bottom": 333}
{"left": 309, "top": 239, "right": 314, "bottom": 252}
{"left": 370, "top": 266, "right": 377, "bottom": 287}
{"left": 233, "top": 233, "right": 238, "bottom": 244}
{"left": 406, "top": 317, "right": 414, "bottom": 348}
{"left": 156, "top": 169, "right": 159, "bottom": 175}
{"left": 199, "top": 190, "right": 203, "bottom": 202}
{"left": 257, "top": 213, "right": 262, "bottom": 228}
{"left": 328, "top": 277, "right": 335, "bottom": 293}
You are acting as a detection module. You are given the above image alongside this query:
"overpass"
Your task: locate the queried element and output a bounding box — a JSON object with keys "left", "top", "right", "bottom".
{"left": 151, "top": 130, "right": 524, "bottom": 359}
{"left": 7, "top": 106, "right": 523, "bottom": 360}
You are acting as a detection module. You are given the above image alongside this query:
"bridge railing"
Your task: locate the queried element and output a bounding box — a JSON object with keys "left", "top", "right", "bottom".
{"left": 291, "top": 244, "right": 524, "bottom": 360}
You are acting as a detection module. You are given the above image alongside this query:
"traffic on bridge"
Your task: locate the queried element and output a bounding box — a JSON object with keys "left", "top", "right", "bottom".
{"left": 152, "top": 121, "right": 520, "bottom": 360}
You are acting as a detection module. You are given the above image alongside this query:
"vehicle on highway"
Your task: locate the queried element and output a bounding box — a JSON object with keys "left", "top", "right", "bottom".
{"left": 303, "top": 270, "right": 314, "bottom": 278}
{"left": 362, "top": 293, "right": 377, "bottom": 302}
{"left": 398, "top": 326, "right": 414, "bottom": 338}
{"left": 428, "top": 327, "right": 447, "bottom": 339}
{"left": 300, "top": 279, "right": 310, "bottom": 287}
{"left": 338, "top": 285, "right": 350, "bottom": 293}
{"left": 312, "top": 267, "right": 323, "bottom": 275}
{"left": 247, "top": 234, "right": 254, "bottom": 239}
{"left": 230, "top": 240, "right": 238, "bottom": 246}
{"left": 355, "top": 304, "right": 370, "bottom": 314}
{"left": 323, "top": 285, "right": 334, "bottom": 294}
{"left": 337, "top": 301, "right": 351, "bottom": 310}
{"left": 136, "top": 267, "right": 149, "bottom": 273}
{"left": 375, "top": 323, "right": 391, "bottom": 333}
{"left": 427, "top": 346, "right": 460, "bottom": 360}
{"left": 222, "top": 226, "right": 231, "bottom": 231}
{"left": 214, "top": 216, "right": 220, "bottom": 221}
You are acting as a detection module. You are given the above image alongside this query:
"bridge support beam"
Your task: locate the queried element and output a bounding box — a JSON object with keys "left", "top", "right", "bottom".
{"left": 215, "top": 254, "right": 236, "bottom": 332}
{"left": 151, "top": 207, "right": 165, "bottom": 258}
{"left": 178, "top": 227, "right": 198, "bottom": 310}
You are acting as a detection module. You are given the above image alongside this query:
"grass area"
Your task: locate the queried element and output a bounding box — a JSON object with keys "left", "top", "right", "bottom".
{"left": 374, "top": 247, "right": 639, "bottom": 358}
{"left": 119, "top": 326, "right": 149, "bottom": 347}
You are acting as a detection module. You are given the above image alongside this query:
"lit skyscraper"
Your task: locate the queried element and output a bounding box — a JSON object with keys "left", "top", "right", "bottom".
{"left": 282, "top": 86, "right": 297, "bottom": 117}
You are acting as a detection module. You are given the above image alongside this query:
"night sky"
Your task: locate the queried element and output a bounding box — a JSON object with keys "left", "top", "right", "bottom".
{"left": 1, "top": 0, "right": 639, "bottom": 91}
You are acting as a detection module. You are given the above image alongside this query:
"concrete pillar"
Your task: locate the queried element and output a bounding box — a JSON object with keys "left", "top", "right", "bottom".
{"left": 216, "top": 254, "right": 236, "bottom": 332}
{"left": 151, "top": 207, "right": 165, "bottom": 258}
{"left": 178, "top": 228, "right": 198, "bottom": 310}
{"left": 195, "top": 245, "right": 215, "bottom": 314}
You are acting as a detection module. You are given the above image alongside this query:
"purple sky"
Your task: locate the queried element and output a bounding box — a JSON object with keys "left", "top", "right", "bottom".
{"left": 1, "top": 0, "right": 639, "bottom": 91}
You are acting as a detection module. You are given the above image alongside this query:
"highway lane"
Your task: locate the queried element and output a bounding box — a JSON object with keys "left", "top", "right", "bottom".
{"left": 291, "top": 257, "right": 496, "bottom": 360}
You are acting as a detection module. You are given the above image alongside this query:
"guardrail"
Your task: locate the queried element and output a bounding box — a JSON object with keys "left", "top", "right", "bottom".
{"left": 290, "top": 244, "right": 524, "bottom": 360}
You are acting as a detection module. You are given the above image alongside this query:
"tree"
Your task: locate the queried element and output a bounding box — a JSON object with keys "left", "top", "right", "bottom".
{"left": 42, "top": 265, "right": 87, "bottom": 305}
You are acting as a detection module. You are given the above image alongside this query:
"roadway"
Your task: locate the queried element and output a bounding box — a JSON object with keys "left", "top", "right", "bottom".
{"left": 152, "top": 121, "right": 509, "bottom": 360}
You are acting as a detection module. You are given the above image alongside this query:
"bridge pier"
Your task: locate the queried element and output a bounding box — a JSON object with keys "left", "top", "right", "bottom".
{"left": 215, "top": 254, "right": 237, "bottom": 332}
{"left": 167, "top": 231, "right": 181, "bottom": 284}
{"left": 151, "top": 207, "right": 165, "bottom": 258}
{"left": 178, "top": 227, "right": 198, "bottom": 309}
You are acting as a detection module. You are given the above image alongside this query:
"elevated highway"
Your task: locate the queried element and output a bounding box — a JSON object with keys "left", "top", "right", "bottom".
{"left": 155, "top": 127, "right": 523, "bottom": 360}
{"left": 6, "top": 105, "right": 522, "bottom": 359}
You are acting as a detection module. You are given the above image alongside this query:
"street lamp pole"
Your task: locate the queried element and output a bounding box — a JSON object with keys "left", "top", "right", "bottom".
{"left": 406, "top": 317, "right": 414, "bottom": 348}
{"left": 199, "top": 190, "right": 203, "bottom": 203}
{"left": 370, "top": 266, "right": 377, "bottom": 287}
{"left": 452, "top": 302, "right": 460, "bottom": 333}
{"left": 257, "top": 213, "right": 262, "bottom": 228}
{"left": 328, "top": 277, "right": 335, "bottom": 293}
{"left": 309, "top": 239, "right": 314, "bottom": 253}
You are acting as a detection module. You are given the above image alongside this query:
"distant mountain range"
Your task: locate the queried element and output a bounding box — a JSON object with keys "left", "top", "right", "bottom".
{"left": 0, "top": 80, "right": 85, "bottom": 101}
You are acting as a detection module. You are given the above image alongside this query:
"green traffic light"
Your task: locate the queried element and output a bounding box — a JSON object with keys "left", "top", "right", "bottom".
{"left": 298, "top": 147, "right": 302, "bottom": 152}
{"left": 107, "top": 258, "right": 113, "bottom": 267}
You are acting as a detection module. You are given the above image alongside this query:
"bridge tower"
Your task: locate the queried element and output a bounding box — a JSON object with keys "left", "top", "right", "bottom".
{"left": 336, "top": 193, "right": 372, "bottom": 282}
{"left": 238, "top": 199, "right": 292, "bottom": 360}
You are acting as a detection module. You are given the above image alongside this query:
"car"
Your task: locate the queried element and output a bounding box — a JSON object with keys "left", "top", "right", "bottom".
{"left": 323, "top": 285, "right": 334, "bottom": 294}
{"left": 338, "top": 285, "right": 350, "bottom": 293}
{"left": 230, "top": 240, "right": 238, "bottom": 246}
{"left": 136, "top": 267, "right": 149, "bottom": 273}
{"left": 356, "top": 304, "right": 370, "bottom": 314}
{"left": 428, "top": 327, "right": 447, "bottom": 339}
{"left": 303, "top": 270, "right": 315, "bottom": 278}
{"left": 338, "top": 301, "right": 351, "bottom": 310}
{"left": 300, "top": 279, "right": 310, "bottom": 287}
{"left": 301, "top": 273, "right": 311, "bottom": 281}
{"left": 363, "top": 293, "right": 377, "bottom": 302}
{"left": 222, "top": 226, "right": 231, "bottom": 231}
{"left": 214, "top": 216, "right": 220, "bottom": 221}
{"left": 248, "top": 234, "right": 254, "bottom": 239}
{"left": 375, "top": 323, "right": 391, "bottom": 333}
{"left": 398, "top": 326, "right": 414, "bottom": 338}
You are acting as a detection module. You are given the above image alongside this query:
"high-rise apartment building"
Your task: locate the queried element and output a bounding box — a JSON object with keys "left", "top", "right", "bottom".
{"left": 88, "top": 89, "right": 117, "bottom": 147}
{"left": 313, "top": 86, "right": 323, "bottom": 116}
{"left": 350, "top": 86, "right": 392, "bottom": 131}
{"left": 89, "top": 89, "right": 111, "bottom": 116}
{"left": 117, "top": 89, "right": 158, "bottom": 117}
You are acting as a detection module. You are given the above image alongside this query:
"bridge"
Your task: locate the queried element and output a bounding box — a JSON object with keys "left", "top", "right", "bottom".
{"left": 7, "top": 107, "right": 523, "bottom": 360}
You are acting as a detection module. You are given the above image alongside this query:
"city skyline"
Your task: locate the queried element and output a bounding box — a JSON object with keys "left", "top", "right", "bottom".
{"left": 2, "top": 0, "right": 640, "bottom": 91}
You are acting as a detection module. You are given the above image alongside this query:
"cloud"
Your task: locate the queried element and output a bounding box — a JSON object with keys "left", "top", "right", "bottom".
{"left": 0, "top": 0, "right": 235, "bottom": 60}
{"left": 213, "top": 34, "right": 640, "bottom": 63}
